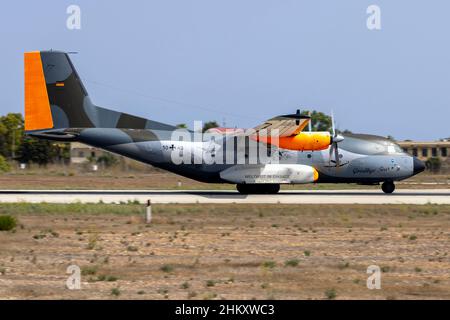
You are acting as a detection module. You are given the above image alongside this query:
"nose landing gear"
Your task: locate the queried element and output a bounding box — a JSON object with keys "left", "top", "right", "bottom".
{"left": 381, "top": 181, "right": 395, "bottom": 194}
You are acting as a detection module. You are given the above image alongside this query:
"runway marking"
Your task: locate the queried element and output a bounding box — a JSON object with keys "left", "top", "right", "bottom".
{"left": 0, "top": 189, "right": 449, "bottom": 205}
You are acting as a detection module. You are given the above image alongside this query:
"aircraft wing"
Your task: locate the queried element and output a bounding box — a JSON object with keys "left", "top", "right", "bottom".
{"left": 251, "top": 110, "right": 311, "bottom": 137}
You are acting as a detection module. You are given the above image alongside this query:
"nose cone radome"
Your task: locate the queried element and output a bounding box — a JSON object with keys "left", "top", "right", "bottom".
{"left": 413, "top": 157, "right": 425, "bottom": 175}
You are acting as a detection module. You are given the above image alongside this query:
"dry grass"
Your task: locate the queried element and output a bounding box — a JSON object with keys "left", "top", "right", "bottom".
{"left": 0, "top": 203, "right": 450, "bottom": 299}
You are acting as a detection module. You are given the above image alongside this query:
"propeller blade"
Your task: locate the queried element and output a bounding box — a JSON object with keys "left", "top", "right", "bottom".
{"left": 334, "top": 144, "right": 340, "bottom": 167}
{"left": 328, "top": 144, "right": 333, "bottom": 166}
{"left": 331, "top": 110, "right": 336, "bottom": 137}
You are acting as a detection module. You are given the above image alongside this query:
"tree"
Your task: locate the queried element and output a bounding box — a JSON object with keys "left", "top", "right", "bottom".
{"left": 0, "top": 113, "right": 24, "bottom": 159}
{"left": 202, "top": 121, "right": 219, "bottom": 133}
{"left": 0, "top": 112, "right": 71, "bottom": 165}
{"left": 54, "top": 143, "right": 71, "bottom": 163}
{"left": 0, "top": 155, "right": 10, "bottom": 172}
{"left": 17, "top": 136, "right": 59, "bottom": 166}
{"left": 176, "top": 123, "right": 188, "bottom": 129}
{"left": 300, "top": 111, "right": 332, "bottom": 132}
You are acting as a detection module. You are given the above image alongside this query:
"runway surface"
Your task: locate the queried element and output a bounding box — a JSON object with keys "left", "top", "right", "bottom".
{"left": 0, "top": 189, "right": 449, "bottom": 204}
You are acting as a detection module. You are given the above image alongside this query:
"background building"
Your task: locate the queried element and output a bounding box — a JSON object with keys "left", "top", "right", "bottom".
{"left": 398, "top": 140, "right": 450, "bottom": 172}
{"left": 70, "top": 142, "right": 108, "bottom": 164}
{"left": 69, "top": 142, "right": 153, "bottom": 172}
{"left": 398, "top": 140, "right": 449, "bottom": 161}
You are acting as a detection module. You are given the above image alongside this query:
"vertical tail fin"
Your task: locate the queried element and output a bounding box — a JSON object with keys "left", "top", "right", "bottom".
{"left": 24, "top": 50, "right": 94, "bottom": 131}
{"left": 24, "top": 50, "right": 176, "bottom": 132}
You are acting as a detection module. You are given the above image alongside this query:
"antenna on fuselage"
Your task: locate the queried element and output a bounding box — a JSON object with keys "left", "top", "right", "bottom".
{"left": 295, "top": 109, "right": 301, "bottom": 125}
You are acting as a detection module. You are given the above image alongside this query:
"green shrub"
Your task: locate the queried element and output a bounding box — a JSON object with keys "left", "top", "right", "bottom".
{"left": 160, "top": 265, "right": 173, "bottom": 273}
{"left": 106, "top": 275, "right": 118, "bottom": 282}
{"left": 262, "top": 261, "right": 276, "bottom": 269}
{"left": 285, "top": 259, "right": 300, "bottom": 267}
{"left": 426, "top": 157, "right": 441, "bottom": 173}
{"left": 97, "top": 275, "right": 106, "bottom": 281}
{"left": 0, "top": 215, "right": 17, "bottom": 231}
{"left": 181, "top": 282, "right": 190, "bottom": 289}
{"left": 325, "top": 288, "right": 337, "bottom": 299}
{"left": 111, "top": 287, "right": 121, "bottom": 296}
{"left": 381, "top": 266, "right": 390, "bottom": 273}
{"left": 97, "top": 153, "right": 118, "bottom": 167}
{"left": 206, "top": 280, "right": 215, "bottom": 287}
{"left": 96, "top": 274, "right": 118, "bottom": 282}
{"left": 81, "top": 265, "right": 98, "bottom": 276}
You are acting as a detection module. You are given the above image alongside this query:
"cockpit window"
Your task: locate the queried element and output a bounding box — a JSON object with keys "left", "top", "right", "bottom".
{"left": 339, "top": 136, "right": 404, "bottom": 155}
{"left": 390, "top": 143, "right": 404, "bottom": 154}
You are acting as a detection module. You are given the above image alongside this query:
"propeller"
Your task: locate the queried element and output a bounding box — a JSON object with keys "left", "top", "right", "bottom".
{"left": 329, "top": 110, "right": 344, "bottom": 167}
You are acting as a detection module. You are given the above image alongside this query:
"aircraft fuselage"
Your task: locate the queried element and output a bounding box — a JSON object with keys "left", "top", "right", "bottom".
{"left": 71, "top": 127, "right": 425, "bottom": 189}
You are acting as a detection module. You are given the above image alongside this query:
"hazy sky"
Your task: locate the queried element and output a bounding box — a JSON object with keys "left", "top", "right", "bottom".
{"left": 1, "top": 1, "right": 449, "bottom": 140}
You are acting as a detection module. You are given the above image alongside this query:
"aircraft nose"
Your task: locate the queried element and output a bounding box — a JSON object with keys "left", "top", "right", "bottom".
{"left": 413, "top": 157, "right": 425, "bottom": 175}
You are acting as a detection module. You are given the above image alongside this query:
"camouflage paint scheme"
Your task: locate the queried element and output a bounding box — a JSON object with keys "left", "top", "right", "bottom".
{"left": 26, "top": 51, "right": 425, "bottom": 188}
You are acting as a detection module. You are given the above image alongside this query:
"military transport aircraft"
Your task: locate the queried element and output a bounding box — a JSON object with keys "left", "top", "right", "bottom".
{"left": 23, "top": 50, "right": 425, "bottom": 194}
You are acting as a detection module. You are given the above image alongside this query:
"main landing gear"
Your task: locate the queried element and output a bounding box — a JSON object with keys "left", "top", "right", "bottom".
{"left": 236, "top": 184, "right": 280, "bottom": 194}
{"left": 381, "top": 181, "right": 395, "bottom": 194}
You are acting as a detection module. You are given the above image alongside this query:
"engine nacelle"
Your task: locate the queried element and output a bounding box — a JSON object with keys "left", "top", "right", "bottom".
{"left": 255, "top": 132, "right": 331, "bottom": 151}
{"left": 220, "top": 164, "right": 318, "bottom": 184}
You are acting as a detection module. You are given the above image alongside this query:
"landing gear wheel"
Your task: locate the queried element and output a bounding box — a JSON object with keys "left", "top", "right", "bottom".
{"left": 381, "top": 181, "right": 395, "bottom": 194}
{"left": 236, "top": 184, "right": 280, "bottom": 194}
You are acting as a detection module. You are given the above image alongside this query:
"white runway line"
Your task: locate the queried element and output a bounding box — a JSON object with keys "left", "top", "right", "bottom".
{"left": 0, "top": 189, "right": 449, "bottom": 205}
